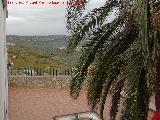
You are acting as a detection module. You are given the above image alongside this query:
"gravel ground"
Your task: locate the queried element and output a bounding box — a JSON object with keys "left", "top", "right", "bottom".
{"left": 9, "top": 87, "right": 155, "bottom": 120}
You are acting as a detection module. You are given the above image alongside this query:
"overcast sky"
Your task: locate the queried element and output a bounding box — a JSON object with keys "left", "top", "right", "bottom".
{"left": 6, "top": 0, "right": 106, "bottom": 35}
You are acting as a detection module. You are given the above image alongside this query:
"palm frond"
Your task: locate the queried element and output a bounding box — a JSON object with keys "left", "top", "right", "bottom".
{"left": 86, "top": 16, "right": 138, "bottom": 118}
{"left": 110, "top": 78, "right": 124, "bottom": 120}
{"left": 121, "top": 43, "right": 149, "bottom": 120}
{"left": 139, "top": 0, "right": 151, "bottom": 66}
{"left": 70, "top": 18, "right": 122, "bottom": 99}
{"left": 153, "top": 30, "right": 160, "bottom": 110}
{"left": 66, "top": 0, "right": 88, "bottom": 31}
{"left": 67, "top": 0, "right": 119, "bottom": 52}
{"left": 151, "top": 0, "right": 160, "bottom": 13}
{"left": 66, "top": 0, "right": 160, "bottom": 119}
{"left": 98, "top": 56, "right": 122, "bottom": 120}
{"left": 88, "top": 22, "right": 138, "bottom": 118}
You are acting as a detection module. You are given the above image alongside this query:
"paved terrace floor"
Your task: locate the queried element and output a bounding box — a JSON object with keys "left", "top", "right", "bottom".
{"left": 9, "top": 87, "right": 155, "bottom": 120}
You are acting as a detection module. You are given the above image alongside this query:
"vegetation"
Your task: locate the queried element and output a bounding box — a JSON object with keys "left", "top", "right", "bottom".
{"left": 7, "top": 35, "right": 69, "bottom": 52}
{"left": 7, "top": 35, "right": 81, "bottom": 70}
{"left": 66, "top": 0, "right": 160, "bottom": 120}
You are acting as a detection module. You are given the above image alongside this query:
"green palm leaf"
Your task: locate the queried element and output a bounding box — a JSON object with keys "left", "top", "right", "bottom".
{"left": 66, "top": 0, "right": 160, "bottom": 120}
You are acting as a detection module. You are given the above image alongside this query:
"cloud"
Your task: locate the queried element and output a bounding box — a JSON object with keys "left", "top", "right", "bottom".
{"left": 6, "top": 0, "right": 106, "bottom": 35}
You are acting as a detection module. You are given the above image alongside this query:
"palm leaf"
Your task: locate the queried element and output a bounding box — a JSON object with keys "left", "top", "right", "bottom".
{"left": 67, "top": 0, "right": 119, "bottom": 52}
{"left": 70, "top": 18, "right": 122, "bottom": 99}
{"left": 153, "top": 30, "right": 160, "bottom": 110}
{"left": 121, "top": 42, "right": 149, "bottom": 120}
{"left": 110, "top": 78, "right": 124, "bottom": 120}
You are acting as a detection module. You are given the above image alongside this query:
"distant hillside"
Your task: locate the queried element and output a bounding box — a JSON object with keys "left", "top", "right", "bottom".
{"left": 7, "top": 35, "right": 81, "bottom": 70}
{"left": 7, "top": 35, "right": 69, "bottom": 52}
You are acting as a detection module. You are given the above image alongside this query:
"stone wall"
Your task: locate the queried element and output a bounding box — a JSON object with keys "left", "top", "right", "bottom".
{"left": 8, "top": 76, "right": 71, "bottom": 88}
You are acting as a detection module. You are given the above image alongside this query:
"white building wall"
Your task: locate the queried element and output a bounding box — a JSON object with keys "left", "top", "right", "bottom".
{"left": 0, "top": 0, "right": 8, "bottom": 120}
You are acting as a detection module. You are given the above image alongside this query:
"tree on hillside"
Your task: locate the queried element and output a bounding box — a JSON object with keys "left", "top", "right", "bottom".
{"left": 66, "top": 0, "right": 160, "bottom": 120}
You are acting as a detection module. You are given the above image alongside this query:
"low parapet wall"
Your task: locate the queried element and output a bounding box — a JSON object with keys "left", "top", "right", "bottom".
{"left": 8, "top": 76, "right": 71, "bottom": 88}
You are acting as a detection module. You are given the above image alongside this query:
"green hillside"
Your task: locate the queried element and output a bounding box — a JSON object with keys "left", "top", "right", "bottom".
{"left": 7, "top": 35, "right": 81, "bottom": 71}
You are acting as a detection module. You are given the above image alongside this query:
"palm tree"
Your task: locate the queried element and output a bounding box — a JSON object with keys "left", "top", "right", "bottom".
{"left": 66, "top": 0, "right": 160, "bottom": 120}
